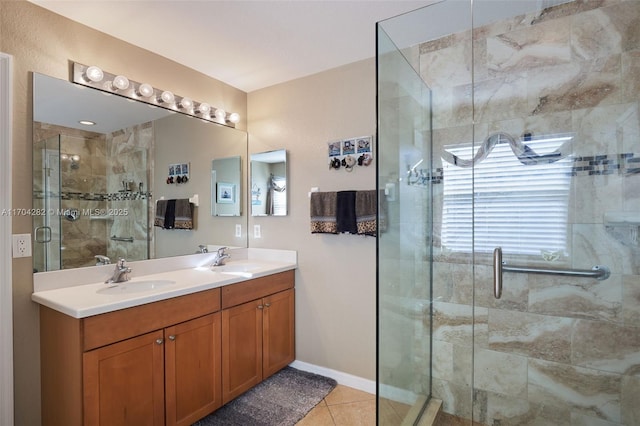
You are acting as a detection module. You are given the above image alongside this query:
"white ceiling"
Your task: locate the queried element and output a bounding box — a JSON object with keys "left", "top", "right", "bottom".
{"left": 29, "top": 0, "right": 435, "bottom": 93}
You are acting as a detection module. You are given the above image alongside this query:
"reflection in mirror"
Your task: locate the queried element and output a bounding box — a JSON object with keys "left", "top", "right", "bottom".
{"left": 211, "top": 156, "right": 241, "bottom": 217}
{"left": 250, "top": 149, "right": 287, "bottom": 216}
{"left": 32, "top": 73, "right": 248, "bottom": 272}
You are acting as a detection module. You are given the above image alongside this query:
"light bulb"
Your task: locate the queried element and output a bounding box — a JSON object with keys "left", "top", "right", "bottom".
{"left": 71, "top": 155, "right": 80, "bottom": 162}
{"left": 179, "top": 97, "right": 193, "bottom": 110}
{"left": 84, "top": 66, "right": 104, "bottom": 82}
{"left": 112, "top": 75, "right": 130, "bottom": 91}
{"left": 196, "top": 103, "right": 211, "bottom": 114}
{"left": 158, "top": 91, "right": 174, "bottom": 104}
{"left": 137, "top": 83, "right": 154, "bottom": 98}
{"left": 214, "top": 109, "right": 226, "bottom": 121}
{"left": 228, "top": 112, "right": 240, "bottom": 123}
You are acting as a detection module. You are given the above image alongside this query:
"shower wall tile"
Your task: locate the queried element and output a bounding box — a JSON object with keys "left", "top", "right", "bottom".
{"left": 473, "top": 348, "right": 527, "bottom": 398}
{"left": 621, "top": 375, "right": 640, "bottom": 425}
{"left": 572, "top": 102, "right": 640, "bottom": 156}
{"left": 573, "top": 224, "right": 637, "bottom": 275}
{"left": 528, "top": 273, "right": 623, "bottom": 323}
{"left": 488, "top": 309, "right": 574, "bottom": 364}
{"left": 432, "top": 377, "right": 473, "bottom": 420}
{"left": 474, "top": 264, "right": 528, "bottom": 312}
{"left": 602, "top": 1, "right": 640, "bottom": 53}
{"left": 572, "top": 320, "right": 640, "bottom": 375}
{"left": 419, "top": 32, "right": 472, "bottom": 89}
{"left": 432, "top": 301, "right": 487, "bottom": 347}
{"left": 571, "top": 8, "right": 626, "bottom": 61}
{"left": 622, "top": 275, "right": 640, "bottom": 326}
{"left": 486, "top": 19, "right": 571, "bottom": 76}
{"left": 527, "top": 55, "right": 621, "bottom": 116}
{"left": 621, "top": 50, "right": 640, "bottom": 103}
{"left": 570, "top": 413, "right": 620, "bottom": 426}
{"left": 528, "top": 359, "right": 621, "bottom": 423}
{"left": 490, "top": 393, "right": 573, "bottom": 426}
{"left": 572, "top": 174, "right": 623, "bottom": 224}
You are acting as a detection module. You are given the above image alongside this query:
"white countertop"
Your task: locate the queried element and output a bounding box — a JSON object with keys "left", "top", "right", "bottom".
{"left": 32, "top": 249, "right": 297, "bottom": 319}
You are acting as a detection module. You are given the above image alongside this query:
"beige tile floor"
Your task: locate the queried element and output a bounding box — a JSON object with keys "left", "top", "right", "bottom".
{"left": 296, "top": 385, "right": 375, "bottom": 425}
{"left": 296, "top": 385, "right": 412, "bottom": 426}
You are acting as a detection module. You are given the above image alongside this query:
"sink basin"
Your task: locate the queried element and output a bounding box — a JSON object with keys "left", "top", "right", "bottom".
{"left": 97, "top": 279, "right": 177, "bottom": 295}
{"left": 211, "top": 263, "right": 263, "bottom": 277}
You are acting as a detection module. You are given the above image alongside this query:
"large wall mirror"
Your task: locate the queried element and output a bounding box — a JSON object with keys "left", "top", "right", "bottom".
{"left": 32, "top": 72, "right": 248, "bottom": 272}
{"left": 250, "top": 149, "right": 287, "bottom": 216}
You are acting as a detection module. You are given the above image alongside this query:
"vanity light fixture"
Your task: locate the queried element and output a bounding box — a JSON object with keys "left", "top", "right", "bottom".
{"left": 196, "top": 102, "right": 211, "bottom": 115}
{"left": 158, "top": 90, "right": 175, "bottom": 104}
{"left": 112, "top": 75, "right": 130, "bottom": 91}
{"left": 84, "top": 65, "right": 104, "bottom": 83}
{"left": 78, "top": 120, "right": 96, "bottom": 126}
{"left": 71, "top": 62, "right": 240, "bottom": 128}
{"left": 179, "top": 97, "right": 194, "bottom": 110}
{"left": 229, "top": 112, "right": 240, "bottom": 124}
{"left": 137, "top": 83, "right": 154, "bottom": 98}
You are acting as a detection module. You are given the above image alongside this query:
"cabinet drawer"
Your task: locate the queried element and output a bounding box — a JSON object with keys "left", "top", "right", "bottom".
{"left": 83, "top": 288, "right": 221, "bottom": 351}
{"left": 221, "top": 270, "right": 294, "bottom": 309}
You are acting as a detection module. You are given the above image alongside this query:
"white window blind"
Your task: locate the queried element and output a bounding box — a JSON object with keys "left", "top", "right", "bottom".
{"left": 441, "top": 138, "right": 573, "bottom": 256}
{"left": 272, "top": 176, "right": 286, "bottom": 216}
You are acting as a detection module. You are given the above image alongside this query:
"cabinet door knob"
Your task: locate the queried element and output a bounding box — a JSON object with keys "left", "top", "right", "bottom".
{"left": 264, "top": 303, "right": 271, "bottom": 307}
{"left": 257, "top": 305, "right": 264, "bottom": 309}
{"left": 156, "top": 338, "right": 164, "bottom": 345}
{"left": 168, "top": 335, "right": 176, "bottom": 341}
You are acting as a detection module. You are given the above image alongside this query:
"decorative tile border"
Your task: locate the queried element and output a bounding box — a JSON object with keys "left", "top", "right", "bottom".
{"left": 409, "top": 153, "right": 639, "bottom": 187}
{"left": 34, "top": 191, "right": 153, "bottom": 201}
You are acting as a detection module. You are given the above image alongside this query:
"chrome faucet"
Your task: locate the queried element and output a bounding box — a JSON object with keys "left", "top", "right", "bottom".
{"left": 211, "top": 247, "right": 230, "bottom": 267}
{"left": 105, "top": 258, "right": 131, "bottom": 283}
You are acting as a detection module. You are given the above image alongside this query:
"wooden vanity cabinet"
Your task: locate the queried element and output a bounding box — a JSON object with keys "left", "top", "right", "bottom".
{"left": 40, "top": 288, "right": 221, "bottom": 426}
{"left": 221, "top": 270, "right": 295, "bottom": 403}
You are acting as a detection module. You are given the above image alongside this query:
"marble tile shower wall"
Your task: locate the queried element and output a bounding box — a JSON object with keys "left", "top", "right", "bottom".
{"left": 106, "top": 122, "right": 154, "bottom": 262}
{"left": 419, "top": 1, "right": 640, "bottom": 425}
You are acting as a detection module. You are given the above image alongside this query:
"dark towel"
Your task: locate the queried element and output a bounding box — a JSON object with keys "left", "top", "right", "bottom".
{"left": 164, "top": 199, "right": 176, "bottom": 229}
{"left": 174, "top": 199, "right": 194, "bottom": 230}
{"left": 154, "top": 199, "right": 167, "bottom": 228}
{"left": 310, "top": 192, "right": 338, "bottom": 234}
{"left": 336, "top": 191, "right": 357, "bottom": 234}
{"left": 355, "top": 190, "right": 377, "bottom": 236}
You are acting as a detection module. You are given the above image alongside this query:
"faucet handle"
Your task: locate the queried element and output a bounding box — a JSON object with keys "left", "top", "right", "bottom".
{"left": 217, "top": 247, "right": 228, "bottom": 255}
{"left": 117, "top": 258, "right": 126, "bottom": 267}
{"left": 95, "top": 255, "right": 111, "bottom": 265}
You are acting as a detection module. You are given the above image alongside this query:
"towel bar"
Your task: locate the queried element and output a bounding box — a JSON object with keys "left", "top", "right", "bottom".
{"left": 110, "top": 235, "right": 134, "bottom": 243}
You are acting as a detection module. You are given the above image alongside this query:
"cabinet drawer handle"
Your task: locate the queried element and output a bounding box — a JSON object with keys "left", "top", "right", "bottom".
{"left": 168, "top": 335, "right": 176, "bottom": 341}
{"left": 156, "top": 338, "right": 164, "bottom": 345}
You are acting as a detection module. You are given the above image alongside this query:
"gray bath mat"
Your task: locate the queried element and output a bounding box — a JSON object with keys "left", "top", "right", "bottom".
{"left": 193, "top": 366, "right": 337, "bottom": 426}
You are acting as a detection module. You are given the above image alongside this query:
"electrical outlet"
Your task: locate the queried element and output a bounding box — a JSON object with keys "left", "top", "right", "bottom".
{"left": 12, "top": 233, "right": 32, "bottom": 258}
{"left": 235, "top": 224, "right": 242, "bottom": 238}
{"left": 254, "top": 225, "right": 261, "bottom": 238}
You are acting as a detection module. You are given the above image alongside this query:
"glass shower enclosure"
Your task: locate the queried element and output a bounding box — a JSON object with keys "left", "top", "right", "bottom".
{"left": 377, "top": 1, "right": 640, "bottom": 425}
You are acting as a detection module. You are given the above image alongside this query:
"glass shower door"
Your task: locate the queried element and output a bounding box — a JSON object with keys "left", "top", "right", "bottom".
{"left": 377, "top": 20, "right": 434, "bottom": 425}
{"left": 33, "top": 135, "right": 62, "bottom": 272}
{"left": 470, "top": 1, "right": 640, "bottom": 425}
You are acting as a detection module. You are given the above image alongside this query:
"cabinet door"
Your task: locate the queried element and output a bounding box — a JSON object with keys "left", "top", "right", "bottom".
{"left": 83, "top": 330, "right": 165, "bottom": 426}
{"left": 263, "top": 288, "right": 295, "bottom": 379}
{"left": 222, "top": 299, "right": 263, "bottom": 403}
{"left": 165, "top": 313, "right": 222, "bottom": 426}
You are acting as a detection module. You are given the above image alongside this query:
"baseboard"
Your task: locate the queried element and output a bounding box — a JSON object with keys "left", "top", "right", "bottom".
{"left": 289, "top": 360, "right": 376, "bottom": 395}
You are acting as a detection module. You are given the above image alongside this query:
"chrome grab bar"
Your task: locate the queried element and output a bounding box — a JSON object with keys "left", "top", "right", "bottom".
{"left": 502, "top": 264, "right": 610, "bottom": 280}
{"left": 110, "top": 235, "right": 134, "bottom": 243}
{"left": 492, "top": 246, "right": 611, "bottom": 299}
{"left": 493, "top": 247, "right": 503, "bottom": 299}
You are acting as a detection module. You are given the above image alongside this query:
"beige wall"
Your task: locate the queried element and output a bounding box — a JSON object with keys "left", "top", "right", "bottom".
{"left": 248, "top": 60, "right": 377, "bottom": 380}
{"left": 1, "top": 1, "right": 247, "bottom": 424}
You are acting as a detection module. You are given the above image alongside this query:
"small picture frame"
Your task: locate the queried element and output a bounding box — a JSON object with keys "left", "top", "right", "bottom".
{"left": 217, "top": 182, "right": 235, "bottom": 204}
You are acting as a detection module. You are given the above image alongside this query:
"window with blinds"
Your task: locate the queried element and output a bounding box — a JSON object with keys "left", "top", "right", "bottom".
{"left": 272, "top": 176, "right": 286, "bottom": 216}
{"left": 441, "top": 138, "right": 573, "bottom": 256}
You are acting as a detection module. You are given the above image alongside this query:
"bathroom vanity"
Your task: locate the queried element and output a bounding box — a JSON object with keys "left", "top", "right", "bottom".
{"left": 32, "top": 250, "right": 296, "bottom": 426}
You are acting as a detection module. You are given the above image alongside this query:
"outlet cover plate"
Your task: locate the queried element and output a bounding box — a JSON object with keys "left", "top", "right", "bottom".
{"left": 12, "top": 233, "right": 32, "bottom": 258}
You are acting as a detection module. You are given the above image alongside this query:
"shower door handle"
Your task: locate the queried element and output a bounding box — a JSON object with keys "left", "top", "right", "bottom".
{"left": 35, "top": 226, "right": 52, "bottom": 243}
{"left": 493, "top": 247, "right": 503, "bottom": 299}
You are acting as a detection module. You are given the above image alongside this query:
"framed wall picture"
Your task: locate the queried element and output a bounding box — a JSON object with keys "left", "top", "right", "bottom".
{"left": 217, "top": 182, "right": 235, "bottom": 203}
